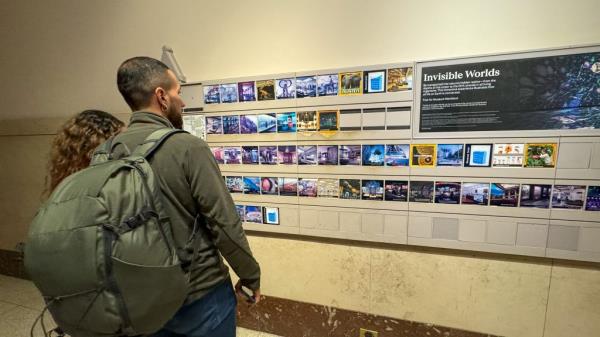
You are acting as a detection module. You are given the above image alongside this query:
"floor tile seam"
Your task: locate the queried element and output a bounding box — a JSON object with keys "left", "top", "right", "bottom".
{"left": 0, "top": 299, "right": 42, "bottom": 312}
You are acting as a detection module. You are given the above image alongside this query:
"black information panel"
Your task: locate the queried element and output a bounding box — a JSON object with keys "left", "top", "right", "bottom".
{"left": 419, "top": 52, "right": 600, "bottom": 132}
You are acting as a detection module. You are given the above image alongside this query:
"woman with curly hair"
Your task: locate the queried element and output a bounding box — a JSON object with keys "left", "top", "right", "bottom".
{"left": 44, "top": 109, "right": 125, "bottom": 196}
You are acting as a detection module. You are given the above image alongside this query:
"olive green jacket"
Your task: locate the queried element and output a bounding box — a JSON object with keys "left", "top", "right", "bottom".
{"left": 112, "top": 111, "right": 260, "bottom": 303}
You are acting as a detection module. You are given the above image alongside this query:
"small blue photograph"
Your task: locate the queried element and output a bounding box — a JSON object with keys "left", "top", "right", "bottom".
{"left": 203, "top": 85, "right": 220, "bottom": 104}
{"left": 277, "top": 112, "right": 297, "bottom": 133}
{"left": 222, "top": 115, "right": 240, "bottom": 134}
{"left": 385, "top": 144, "right": 409, "bottom": 166}
{"left": 317, "top": 74, "right": 338, "bottom": 96}
{"left": 362, "top": 144, "right": 385, "bottom": 166}
{"left": 258, "top": 113, "right": 277, "bottom": 133}
{"left": 240, "top": 115, "right": 258, "bottom": 134}
{"left": 219, "top": 84, "right": 238, "bottom": 103}
{"left": 437, "top": 144, "right": 464, "bottom": 166}
{"left": 243, "top": 176, "right": 261, "bottom": 194}
{"left": 276, "top": 78, "right": 296, "bottom": 99}
{"left": 296, "top": 76, "right": 317, "bottom": 98}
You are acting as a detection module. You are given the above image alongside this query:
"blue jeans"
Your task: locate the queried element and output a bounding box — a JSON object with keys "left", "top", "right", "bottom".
{"left": 149, "top": 281, "right": 237, "bottom": 337}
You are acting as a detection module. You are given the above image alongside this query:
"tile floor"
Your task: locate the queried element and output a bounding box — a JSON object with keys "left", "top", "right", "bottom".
{"left": 0, "top": 274, "right": 279, "bottom": 337}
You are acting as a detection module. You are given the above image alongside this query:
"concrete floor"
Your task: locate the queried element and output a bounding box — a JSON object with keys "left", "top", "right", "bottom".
{"left": 0, "top": 274, "right": 278, "bottom": 337}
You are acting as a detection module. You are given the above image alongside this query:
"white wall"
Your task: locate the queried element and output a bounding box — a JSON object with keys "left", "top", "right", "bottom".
{"left": 1, "top": 0, "right": 599, "bottom": 120}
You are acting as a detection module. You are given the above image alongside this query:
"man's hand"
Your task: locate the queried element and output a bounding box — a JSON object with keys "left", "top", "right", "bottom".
{"left": 235, "top": 279, "right": 261, "bottom": 304}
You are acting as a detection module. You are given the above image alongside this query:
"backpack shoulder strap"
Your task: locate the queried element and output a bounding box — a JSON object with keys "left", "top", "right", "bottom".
{"left": 90, "top": 136, "right": 116, "bottom": 165}
{"left": 132, "top": 128, "right": 188, "bottom": 159}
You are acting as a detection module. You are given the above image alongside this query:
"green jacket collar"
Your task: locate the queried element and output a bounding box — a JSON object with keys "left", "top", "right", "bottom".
{"left": 129, "top": 111, "right": 175, "bottom": 129}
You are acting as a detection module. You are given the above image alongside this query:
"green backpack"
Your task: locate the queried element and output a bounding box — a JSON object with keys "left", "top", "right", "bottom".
{"left": 25, "top": 128, "right": 192, "bottom": 337}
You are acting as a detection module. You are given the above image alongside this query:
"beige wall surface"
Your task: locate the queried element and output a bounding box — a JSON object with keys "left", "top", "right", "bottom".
{"left": 1, "top": 0, "right": 600, "bottom": 120}
{"left": 1, "top": 1, "right": 600, "bottom": 337}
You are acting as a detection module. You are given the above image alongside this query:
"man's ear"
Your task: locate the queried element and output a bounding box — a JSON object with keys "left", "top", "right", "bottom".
{"left": 155, "top": 87, "right": 168, "bottom": 109}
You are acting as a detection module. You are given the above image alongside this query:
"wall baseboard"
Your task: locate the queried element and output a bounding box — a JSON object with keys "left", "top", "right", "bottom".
{"left": 0, "top": 249, "right": 27, "bottom": 279}
{"left": 236, "top": 294, "right": 498, "bottom": 337}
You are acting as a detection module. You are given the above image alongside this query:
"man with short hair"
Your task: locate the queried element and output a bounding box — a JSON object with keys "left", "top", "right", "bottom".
{"left": 114, "top": 56, "right": 261, "bottom": 337}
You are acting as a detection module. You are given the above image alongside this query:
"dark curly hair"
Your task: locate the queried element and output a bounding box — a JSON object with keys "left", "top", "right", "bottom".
{"left": 44, "top": 110, "right": 125, "bottom": 196}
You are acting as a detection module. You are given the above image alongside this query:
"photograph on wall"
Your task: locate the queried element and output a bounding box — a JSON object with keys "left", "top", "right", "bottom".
{"left": 489, "top": 183, "right": 520, "bottom": 207}
{"left": 437, "top": 144, "right": 464, "bottom": 167}
{"left": 297, "top": 111, "right": 317, "bottom": 131}
{"left": 298, "top": 145, "right": 317, "bottom": 165}
{"left": 222, "top": 115, "right": 240, "bottom": 134}
{"left": 552, "top": 185, "right": 585, "bottom": 209}
{"left": 276, "top": 78, "right": 296, "bottom": 99}
{"left": 317, "top": 74, "right": 339, "bottom": 96}
{"left": 492, "top": 143, "right": 525, "bottom": 167}
{"left": 183, "top": 115, "right": 206, "bottom": 140}
{"left": 277, "top": 112, "right": 297, "bottom": 133}
{"left": 277, "top": 145, "right": 297, "bottom": 165}
{"left": 243, "top": 176, "right": 261, "bottom": 194}
{"left": 464, "top": 144, "right": 493, "bottom": 167}
{"left": 259, "top": 146, "right": 277, "bottom": 165}
{"left": 206, "top": 116, "right": 223, "bottom": 134}
{"left": 296, "top": 76, "right": 317, "bottom": 98}
{"left": 210, "top": 146, "right": 224, "bottom": 164}
{"left": 435, "top": 182, "right": 461, "bottom": 204}
{"left": 225, "top": 176, "right": 243, "bottom": 193}
{"left": 339, "top": 71, "right": 363, "bottom": 96}
{"left": 361, "top": 180, "right": 384, "bottom": 201}
{"left": 364, "top": 70, "right": 386, "bottom": 94}
{"left": 339, "top": 179, "right": 361, "bottom": 199}
{"left": 585, "top": 186, "right": 600, "bottom": 211}
{"left": 461, "top": 183, "right": 490, "bottom": 205}
{"left": 362, "top": 144, "right": 385, "bottom": 166}
{"left": 520, "top": 184, "right": 552, "bottom": 208}
{"left": 263, "top": 207, "right": 280, "bottom": 225}
{"left": 235, "top": 205, "right": 245, "bottom": 220}
{"left": 223, "top": 147, "right": 241, "bottom": 164}
{"left": 240, "top": 114, "right": 258, "bottom": 134}
{"left": 237, "top": 81, "right": 256, "bottom": 102}
{"left": 298, "top": 178, "right": 318, "bottom": 197}
{"left": 258, "top": 113, "right": 277, "bottom": 133}
{"left": 280, "top": 177, "right": 298, "bottom": 196}
{"left": 387, "top": 67, "right": 413, "bottom": 92}
{"left": 244, "top": 205, "right": 263, "bottom": 224}
{"left": 241, "top": 146, "right": 259, "bottom": 165}
{"left": 410, "top": 144, "right": 436, "bottom": 167}
{"left": 219, "top": 84, "right": 238, "bottom": 103}
{"left": 339, "top": 145, "right": 361, "bottom": 165}
{"left": 203, "top": 85, "right": 220, "bottom": 104}
{"left": 418, "top": 51, "right": 600, "bottom": 133}
{"left": 524, "top": 143, "right": 557, "bottom": 168}
{"left": 317, "top": 145, "right": 339, "bottom": 165}
{"left": 409, "top": 181, "right": 434, "bottom": 203}
{"left": 318, "top": 178, "right": 339, "bottom": 198}
{"left": 256, "top": 79, "right": 275, "bottom": 101}
{"left": 260, "top": 177, "right": 279, "bottom": 195}
{"left": 384, "top": 180, "right": 409, "bottom": 201}
{"left": 318, "top": 110, "right": 339, "bottom": 131}
{"left": 385, "top": 144, "right": 410, "bottom": 166}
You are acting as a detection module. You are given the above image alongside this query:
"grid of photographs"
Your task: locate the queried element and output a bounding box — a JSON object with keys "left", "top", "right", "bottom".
{"left": 203, "top": 66, "right": 413, "bottom": 104}
{"left": 223, "top": 176, "right": 600, "bottom": 211}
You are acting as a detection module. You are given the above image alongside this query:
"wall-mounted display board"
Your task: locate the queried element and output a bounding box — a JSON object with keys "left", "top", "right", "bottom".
{"left": 413, "top": 45, "right": 600, "bottom": 138}
{"left": 182, "top": 45, "right": 600, "bottom": 263}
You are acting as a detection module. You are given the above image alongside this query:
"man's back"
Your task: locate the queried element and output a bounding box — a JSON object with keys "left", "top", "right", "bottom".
{"left": 112, "top": 111, "right": 260, "bottom": 303}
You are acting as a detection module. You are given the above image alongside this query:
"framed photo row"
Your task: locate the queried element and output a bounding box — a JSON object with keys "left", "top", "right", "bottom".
{"left": 236, "top": 205, "right": 280, "bottom": 225}
{"left": 211, "top": 143, "right": 558, "bottom": 168}
{"left": 225, "top": 176, "right": 600, "bottom": 210}
{"left": 203, "top": 67, "right": 413, "bottom": 104}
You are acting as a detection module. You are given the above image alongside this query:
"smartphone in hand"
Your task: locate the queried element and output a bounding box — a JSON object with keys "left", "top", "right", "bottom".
{"left": 239, "top": 285, "right": 256, "bottom": 304}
